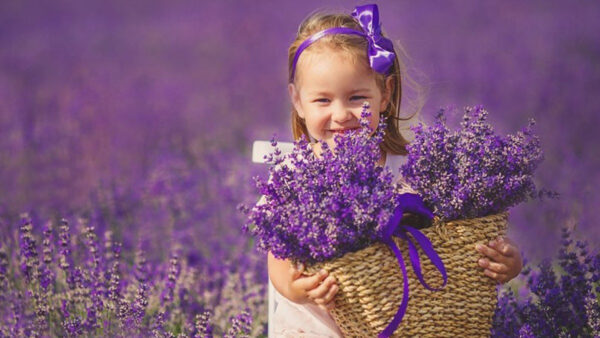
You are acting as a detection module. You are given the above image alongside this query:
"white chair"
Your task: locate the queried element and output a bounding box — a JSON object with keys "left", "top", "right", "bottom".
{"left": 252, "top": 140, "right": 294, "bottom": 337}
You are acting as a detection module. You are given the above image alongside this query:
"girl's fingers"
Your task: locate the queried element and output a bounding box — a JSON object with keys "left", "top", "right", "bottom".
{"left": 500, "top": 242, "right": 518, "bottom": 257}
{"left": 307, "top": 276, "right": 336, "bottom": 301}
{"left": 298, "top": 269, "right": 329, "bottom": 291}
{"left": 489, "top": 237, "right": 518, "bottom": 257}
{"left": 324, "top": 283, "right": 338, "bottom": 302}
{"left": 477, "top": 237, "right": 522, "bottom": 284}
{"left": 484, "top": 268, "right": 508, "bottom": 283}
{"left": 476, "top": 243, "right": 505, "bottom": 263}
{"left": 478, "top": 258, "right": 508, "bottom": 274}
{"left": 318, "top": 295, "right": 337, "bottom": 312}
{"left": 313, "top": 282, "right": 338, "bottom": 304}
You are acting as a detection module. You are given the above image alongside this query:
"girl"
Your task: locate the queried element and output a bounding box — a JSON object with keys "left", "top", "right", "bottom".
{"left": 267, "top": 4, "right": 523, "bottom": 337}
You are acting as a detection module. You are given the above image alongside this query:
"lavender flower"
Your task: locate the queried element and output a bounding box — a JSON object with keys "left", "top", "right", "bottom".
{"left": 82, "top": 221, "right": 101, "bottom": 277}
{"left": 84, "top": 304, "right": 98, "bottom": 333}
{"left": 81, "top": 220, "right": 104, "bottom": 325}
{"left": 39, "top": 221, "right": 55, "bottom": 290}
{"left": 161, "top": 252, "right": 181, "bottom": 305}
{"left": 518, "top": 324, "right": 535, "bottom": 338}
{"left": 58, "top": 218, "right": 76, "bottom": 289}
{"left": 33, "top": 291, "right": 49, "bottom": 334}
{"left": 132, "top": 283, "right": 149, "bottom": 327}
{"left": 585, "top": 291, "right": 600, "bottom": 336}
{"left": 19, "top": 214, "right": 39, "bottom": 283}
{"left": 492, "top": 226, "right": 599, "bottom": 337}
{"left": 62, "top": 316, "right": 83, "bottom": 337}
{"left": 151, "top": 310, "right": 169, "bottom": 337}
{"left": 224, "top": 309, "right": 252, "bottom": 338}
{"left": 41, "top": 221, "right": 53, "bottom": 266}
{"left": 134, "top": 247, "right": 149, "bottom": 284}
{"left": 241, "top": 104, "right": 402, "bottom": 264}
{"left": 107, "top": 242, "right": 122, "bottom": 313}
{"left": 401, "top": 105, "right": 553, "bottom": 220}
{"left": 492, "top": 288, "right": 522, "bottom": 336}
{"left": 0, "top": 245, "right": 8, "bottom": 292}
{"left": 194, "top": 310, "right": 213, "bottom": 338}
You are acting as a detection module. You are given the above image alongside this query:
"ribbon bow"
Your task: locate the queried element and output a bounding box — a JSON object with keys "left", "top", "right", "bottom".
{"left": 378, "top": 193, "right": 448, "bottom": 338}
{"left": 351, "top": 4, "right": 396, "bottom": 75}
{"left": 290, "top": 4, "right": 396, "bottom": 81}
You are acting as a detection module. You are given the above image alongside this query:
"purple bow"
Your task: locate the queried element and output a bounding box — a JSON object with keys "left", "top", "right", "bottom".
{"left": 290, "top": 4, "right": 396, "bottom": 82}
{"left": 378, "top": 193, "right": 448, "bottom": 338}
{"left": 351, "top": 4, "right": 396, "bottom": 75}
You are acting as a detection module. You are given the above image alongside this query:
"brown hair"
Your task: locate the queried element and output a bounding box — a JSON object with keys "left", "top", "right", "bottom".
{"left": 288, "top": 11, "right": 426, "bottom": 156}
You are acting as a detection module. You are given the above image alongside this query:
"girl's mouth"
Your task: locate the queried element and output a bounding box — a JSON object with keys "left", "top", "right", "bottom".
{"left": 329, "top": 127, "right": 359, "bottom": 134}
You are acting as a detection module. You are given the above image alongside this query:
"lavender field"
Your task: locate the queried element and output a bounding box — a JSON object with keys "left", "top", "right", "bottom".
{"left": 1, "top": 0, "right": 599, "bottom": 336}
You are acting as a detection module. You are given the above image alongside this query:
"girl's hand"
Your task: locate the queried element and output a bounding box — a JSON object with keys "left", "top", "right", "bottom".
{"left": 475, "top": 236, "right": 523, "bottom": 284}
{"left": 289, "top": 263, "right": 339, "bottom": 312}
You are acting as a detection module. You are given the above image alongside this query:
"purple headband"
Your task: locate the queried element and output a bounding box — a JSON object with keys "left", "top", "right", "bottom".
{"left": 290, "top": 4, "right": 396, "bottom": 82}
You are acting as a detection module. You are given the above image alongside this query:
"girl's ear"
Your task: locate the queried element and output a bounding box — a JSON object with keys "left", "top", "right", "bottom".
{"left": 380, "top": 76, "right": 395, "bottom": 112}
{"left": 288, "top": 83, "right": 304, "bottom": 118}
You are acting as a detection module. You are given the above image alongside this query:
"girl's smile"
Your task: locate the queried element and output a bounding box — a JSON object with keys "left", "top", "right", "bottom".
{"left": 329, "top": 127, "right": 360, "bottom": 134}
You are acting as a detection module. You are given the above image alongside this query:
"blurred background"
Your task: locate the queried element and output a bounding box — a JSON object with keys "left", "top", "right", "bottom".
{"left": 0, "top": 0, "right": 598, "bottom": 287}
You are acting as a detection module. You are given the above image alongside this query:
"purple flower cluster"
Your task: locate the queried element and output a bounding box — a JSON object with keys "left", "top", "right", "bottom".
{"left": 401, "top": 105, "right": 551, "bottom": 220}
{"left": 241, "top": 105, "right": 400, "bottom": 264}
{"left": 492, "top": 227, "right": 599, "bottom": 337}
{"left": 0, "top": 213, "right": 268, "bottom": 337}
{"left": 224, "top": 309, "right": 253, "bottom": 338}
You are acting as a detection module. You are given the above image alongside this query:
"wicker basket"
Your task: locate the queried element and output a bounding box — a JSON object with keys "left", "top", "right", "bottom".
{"left": 304, "top": 212, "right": 508, "bottom": 337}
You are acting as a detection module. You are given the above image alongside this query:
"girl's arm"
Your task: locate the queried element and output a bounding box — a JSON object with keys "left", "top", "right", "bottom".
{"left": 268, "top": 251, "right": 338, "bottom": 311}
{"left": 476, "top": 236, "right": 523, "bottom": 284}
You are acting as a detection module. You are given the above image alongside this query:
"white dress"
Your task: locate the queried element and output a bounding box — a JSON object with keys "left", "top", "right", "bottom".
{"left": 268, "top": 154, "right": 412, "bottom": 337}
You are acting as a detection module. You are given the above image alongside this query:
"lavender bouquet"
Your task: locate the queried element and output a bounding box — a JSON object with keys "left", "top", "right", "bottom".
{"left": 241, "top": 106, "right": 401, "bottom": 264}
{"left": 401, "top": 105, "right": 550, "bottom": 221}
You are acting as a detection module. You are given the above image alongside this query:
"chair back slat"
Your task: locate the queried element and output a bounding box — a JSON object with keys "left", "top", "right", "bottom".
{"left": 252, "top": 140, "right": 294, "bottom": 164}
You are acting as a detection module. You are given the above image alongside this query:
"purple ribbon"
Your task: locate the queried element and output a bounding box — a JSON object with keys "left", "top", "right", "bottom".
{"left": 378, "top": 193, "right": 448, "bottom": 338}
{"left": 351, "top": 4, "right": 396, "bottom": 75}
{"left": 290, "top": 4, "right": 396, "bottom": 82}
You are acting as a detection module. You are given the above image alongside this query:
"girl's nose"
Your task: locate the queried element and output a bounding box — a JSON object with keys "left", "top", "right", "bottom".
{"left": 331, "top": 103, "right": 353, "bottom": 123}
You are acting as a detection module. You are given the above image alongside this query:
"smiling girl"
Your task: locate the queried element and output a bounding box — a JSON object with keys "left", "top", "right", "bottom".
{"left": 266, "top": 4, "right": 523, "bottom": 337}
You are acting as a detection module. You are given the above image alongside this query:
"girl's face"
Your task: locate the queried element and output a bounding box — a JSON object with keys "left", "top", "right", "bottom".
{"left": 289, "top": 46, "right": 393, "bottom": 153}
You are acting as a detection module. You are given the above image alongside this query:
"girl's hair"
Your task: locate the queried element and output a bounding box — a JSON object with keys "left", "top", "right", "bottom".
{"left": 288, "top": 11, "right": 426, "bottom": 156}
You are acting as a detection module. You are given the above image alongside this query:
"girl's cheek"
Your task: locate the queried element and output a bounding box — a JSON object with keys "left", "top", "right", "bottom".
{"left": 370, "top": 118, "right": 379, "bottom": 130}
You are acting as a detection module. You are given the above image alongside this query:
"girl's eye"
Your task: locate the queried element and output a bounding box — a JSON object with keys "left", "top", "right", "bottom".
{"left": 314, "top": 98, "right": 330, "bottom": 103}
{"left": 350, "top": 96, "right": 367, "bottom": 101}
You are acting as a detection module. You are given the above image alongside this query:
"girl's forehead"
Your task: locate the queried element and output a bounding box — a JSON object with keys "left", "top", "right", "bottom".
{"left": 299, "top": 45, "right": 363, "bottom": 68}
{"left": 295, "top": 47, "right": 373, "bottom": 86}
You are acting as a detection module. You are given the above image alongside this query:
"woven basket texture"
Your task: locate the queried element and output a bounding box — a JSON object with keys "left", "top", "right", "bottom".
{"left": 304, "top": 212, "right": 508, "bottom": 338}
